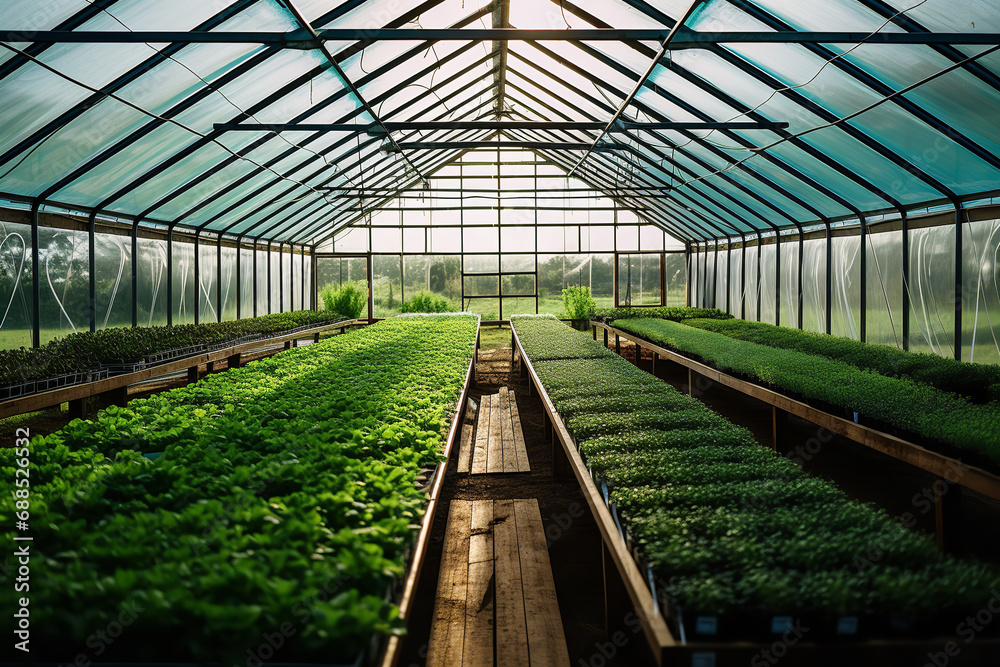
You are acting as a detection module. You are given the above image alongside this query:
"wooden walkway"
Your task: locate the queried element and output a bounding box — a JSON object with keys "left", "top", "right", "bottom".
{"left": 426, "top": 498, "right": 570, "bottom": 667}
{"left": 457, "top": 387, "right": 530, "bottom": 474}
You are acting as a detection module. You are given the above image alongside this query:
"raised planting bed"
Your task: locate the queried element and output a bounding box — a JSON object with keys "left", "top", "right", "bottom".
{"left": 511, "top": 315, "right": 1000, "bottom": 665}
{"left": 0, "top": 315, "right": 479, "bottom": 665}
{"left": 610, "top": 317, "right": 1000, "bottom": 472}
{"left": 0, "top": 311, "right": 349, "bottom": 400}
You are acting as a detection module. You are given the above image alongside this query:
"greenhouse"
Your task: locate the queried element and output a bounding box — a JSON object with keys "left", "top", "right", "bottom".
{"left": 2, "top": 0, "right": 1000, "bottom": 665}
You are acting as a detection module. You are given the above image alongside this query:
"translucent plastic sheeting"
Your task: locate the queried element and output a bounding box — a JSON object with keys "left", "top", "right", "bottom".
{"left": 760, "top": 242, "right": 777, "bottom": 325}
{"left": 866, "top": 229, "right": 903, "bottom": 348}
{"left": 801, "top": 237, "right": 826, "bottom": 334}
{"left": 779, "top": 239, "right": 799, "bottom": 328}
{"left": 703, "top": 248, "right": 717, "bottom": 309}
{"left": 713, "top": 248, "right": 727, "bottom": 310}
{"left": 729, "top": 248, "right": 742, "bottom": 318}
{"left": 94, "top": 232, "right": 133, "bottom": 333}
{"left": 198, "top": 243, "right": 218, "bottom": 323}
{"left": 907, "top": 224, "right": 956, "bottom": 357}
{"left": 690, "top": 250, "right": 701, "bottom": 307}
{"left": 38, "top": 227, "right": 89, "bottom": 343}
{"left": 172, "top": 239, "right": 195, "bottom": 325}
{"left": 255, "top": 248, "right": 269, "bottom": 317}
{"left": 0, "top": 220, "right": 32, "bottom": 349}
{"left": 830, "top": 235, "right": 861, "bottom": 340}
{"left": 962, "top": 219, "right": 1000, "bottom": 365}
{"left": 269, "top": 250, "right": 280, "bottom": 313}
{"left": 239, "top": 247, "right": 254, "bottom": 319}
{"left": 138, "top": 237, "right": 168, "bottom": 327}
{"left": 292, "top": 252, "right": 302, "bottom": 312}
{"left": 220, "top": 246, "right": 237, "bottom": 321}
{"left": 302, "top": 254, "right": 313, "bottom": 310}
{"left": 744, "top": 243, "right": 759, "bottom": 321}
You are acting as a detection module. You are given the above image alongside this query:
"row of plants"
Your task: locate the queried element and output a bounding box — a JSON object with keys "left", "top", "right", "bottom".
{"left": 0, "top": 310, "right": 347, "bottom": 389}
{"left": 613, "top": 318, "right": 1000, "bottom": 469}
{"left": 0, "top": 315, "right": 479, "bottom": 662}
{"left": 510, "top": 315, "right": 619, "bottom": 361}
{"left": 510, "top": 315, "right": 998, "bottom": 636}
{"left": 684, "top": 317, "right": 1000, "bottom": 404}
{"left": 590, "top": 306, "right": 732, "bottom": 324}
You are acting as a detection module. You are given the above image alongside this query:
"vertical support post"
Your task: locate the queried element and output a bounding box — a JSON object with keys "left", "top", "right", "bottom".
{"left": 687, "top": 367, "right": 694, "bottom": 397}
{"left": 216, "top": 236, "right": 223, "bottom": 322}
{"left": 772, "top": 405, "right": 791, "bottom": 453}
{"left": 166, "top": 227, "right": 174, "bottom": 326}
{"left": 236, "top": 237, "right": 242, "bottom": 320}
{"left": 756, "top": 234, "right": 762, "bottom": 322}
{"left": 775, "top": 234, "right": 782, "bottom": 327}
{"left": 603, "top": 327, "right": 608, "bottom": 348}
{"left": 612, "top": 252, "right": 620, "bottom": 307}
{"left": 592, "top": 324, "right": 597, "bottom": 341}
{"left": 712, "top": 242, "right": 719, "bottom": 309}
{"left": 725, "top": 240, "right": 731, "bottom": 314}
{"left": 954, "top": 204, "right": 963, "bottom": 361}
{"left": 615, "top": 332, "right": 620, "bottom": 355}
{"left": 311, "top": 246, "right": 317, "bottom": 311}
{"left": 88, "top": 211, "right": 97, "bottom": 333}
{"left": 797, "top": 231, "right": 804, "bottom": 330}
{"left": 193, "top": 234, "right": 200, "bottom": 325}
{"left": 267, "top": 241, "right": 272, "bottom": 315}
{"left": 660, "top": 251, "right": 667, "bottom": 307}
{"left": 132, "top": 223, "right": 139, "bottom": 328}
{"left": 652, "top": 351, "right": 659, "bottom": 376}
{"left": 934, "top": 479, "right": 961, "bottom": 554}
{"left": 740, "top": 237, "right": 747, "bottom": 319}
{"left": 825, "top": 225, "right": 833, "bottom": 335}
{"left": 901, "top": 210, "right": 910, "bottom": 351}
{"left": 252, "top": 239, "right": 259, "bottom": 317}
{"left": 30, "top": 202, "right": 40, "bottom": 348}
{"left": 279, "top": 242, "right": 285, "bottom": 314}
{"left": 366, "top": 253, "right": 374, "bottom": 321}
{"left": 187, "top": 365, "right": 199, "bottom": 383}
{"left": 860, "top": 216, "right": 867, "bottom": 343}
{"left": 685, "top": 243, "right": 691, "bottom": 307}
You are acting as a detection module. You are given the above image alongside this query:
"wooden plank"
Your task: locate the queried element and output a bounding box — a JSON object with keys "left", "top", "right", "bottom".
{"left": 456, "top": 423, "right": 474, "bottom": 474}
{"left": 499, "top": 388, "right": 518, "bottom": 473}
{"left": 464, "top": 501, "right": 495, "bottom": 667}
{"left": 513, "top": 499, "right": 571, "bottom": 667}
{"left": 471, "top": 394, "right": 492, "bottom": 475}
{"left": 509, "top": 391, "right": 530, "bottom": 473}
{"left": 426, "top": 500, "right": 473, "bottom": 667}
{"left": 493, "top": 499, "right": 530, "bottom": 667}
{"left": 486, "top": 392, "right": 504, "bottom": 474}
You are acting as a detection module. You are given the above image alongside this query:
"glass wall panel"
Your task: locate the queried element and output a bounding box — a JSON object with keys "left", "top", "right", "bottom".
{"left": 0, "top": 221, "right": 32, "bottom": 349}
{"left": 538, "top": 254, "right": 614, "bottom": 313}
{"left": 291, "top": 252, "right": 302, "bottom": 312}
{"left": 138, "top": 236, "right": 168, "bottom": 328}
{"left": 502, "top": 297, "right": 536, "bottom": 319}
{"left": 501, "top": 274, "right": 535, "bottom": 296}
{"left": 466, "top": 297, "right": 499, "bottom": 320}
{"left": 198, "top": 242, "right": 218, "bottom": 322}
{"left": 779, "top": 239, "right": 800, "bottom": 328}
{"left": 745, "top": 244, "right": 759, "bottom": 321}
{"left": 867, "top": 230, "right": 904, "bottom": 348}
{"left": 172, "top": 238, "right": 195, "bottom": 325}
{"left": 801, "top": 237, "right": 827, "bottom": 334}
{"left": 908, "top": 225, "right": 955, "bottom": 357}
{"left": 315, "top": 256, "right": 368, "bottom": 316}
{"left": 220, "top": 246, "right": 237, "bottom": 321}
{"left": 760, "top": 242, "right": 777, "bottom": 325}
{"left": 963, "top": 219, "right": 1000, "bottom": 364}
{"left": 403, "top": 255, "right": 462, "bottom": 308}
{"left": 38, "top": 227, "right": 90, "bottom": 343}
{"left": 283, "top": 250, "right": 293, "bottom": 313}
{"left": 464, "top": 274, "right": 499, "bottom": 297}
{"left": 372, "top": 255, "right": 402, "bottom": 318}
{"left": 464, "top": 226, "right": 499, "bottom": 253}
{"left": 618, "top": 254, "right": 662, "bottom": 306}
{"left": 302, "top": 254, "right": 312, "bottom": 310}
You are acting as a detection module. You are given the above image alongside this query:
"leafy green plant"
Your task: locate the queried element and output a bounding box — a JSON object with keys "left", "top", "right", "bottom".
{"left": 614, "top": 317, "right": 1000, "bottom": 467}
{"left": 684, "top": 317, "right": 1000, "bottom": 403}
{"left": 321, "top": 281, "right": 367, "bottom": 319}
{"left": 0, "top": 316, "right": 478, "bottom": 662}
{"left": 401, "top": 290, "right": 455, "bottom": 314}
{"left": 561, "top": 285, "right": 597, "bottom": 320}
{"left": 510, "top": 314, "right": 999, "bottom": 624}
{"left": 591, "top": 306, "right": 732, "bottom": 324}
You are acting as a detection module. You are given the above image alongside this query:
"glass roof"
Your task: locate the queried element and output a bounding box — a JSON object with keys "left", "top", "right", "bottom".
{"left": 0, "top": 0, "right": 998, "bottom": 244}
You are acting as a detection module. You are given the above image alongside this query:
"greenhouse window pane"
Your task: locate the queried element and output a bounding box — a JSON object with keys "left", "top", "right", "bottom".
{"left": 963, "top": 218, "right": 1000, "bottom": 364}
{"left": 39, "top": 227, "right": 90, "bottom": 343}
{"left": 907, "top": 224, "right": 955, "bottom": 357}
{"left": 138, "top": 236, "right": 168, "bottom": 327}
{"left": 867, "top": 229, "right": 904, "bottom": 349}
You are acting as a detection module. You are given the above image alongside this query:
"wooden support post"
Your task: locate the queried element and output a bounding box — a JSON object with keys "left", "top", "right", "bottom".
{"left": 687, "top": 367, "right": 694, "bottom": 397}
{"left": 934, "top": 479, "right": 962, "bottom": 554}
{"left": 652, "top": 352, "right": 659, "bottom": 376}
{"left": 102, "top": 385, "right": 128, "bottom": 408}
{"left": 206, "top": 361, "right": 216, "bottom": 374}
{"left": 603, "top": 328, "right": 608, "bottom": 348}
{"left": 227, "top": 353, "right": 241, "bottom": 369}
{"left": 592, "top": 324, "right": 597, "bottom": 341}
{"left": 284, "top": 340, "right": 292, "bottom": 350}
{"left": 615, "top": 333, "right": 620, "bottom": 355}
{"left": 772, "top": 405, "right": 791, "bottom": 453}
{"left": 187, "top": 365, "right": 200, "bottom": 383}
{"left": 313, "top": 332, "right": 320, "bottom": 344}
{"left": 68, "top": 396, "right": 91, "bottom": 419}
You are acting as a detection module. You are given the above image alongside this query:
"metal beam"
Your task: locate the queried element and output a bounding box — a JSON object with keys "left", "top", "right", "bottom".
{"left": 393, "top": 140, "right": 619, "bottom": 150}
{"left": 8, "top": 29, "right": 1000, "bottom": 44}
{"left": 213, "top": 120, "right": 789, "bottom": 132}
{"left": 567, "top": 0, "right": 706, "bottom": 177}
